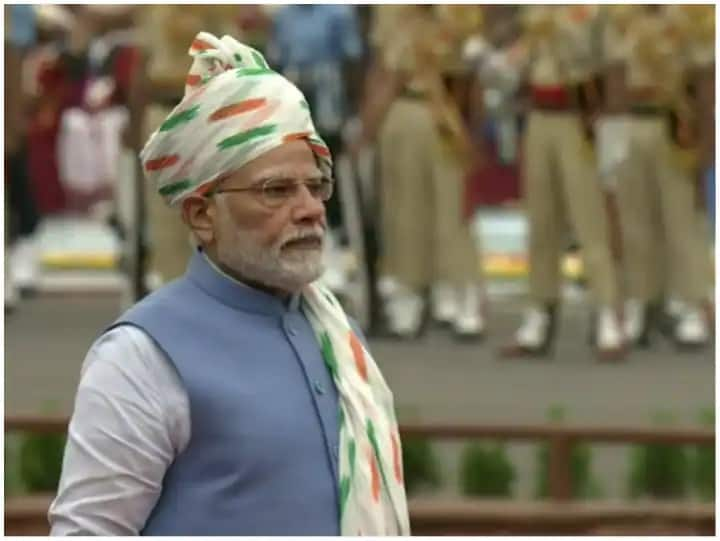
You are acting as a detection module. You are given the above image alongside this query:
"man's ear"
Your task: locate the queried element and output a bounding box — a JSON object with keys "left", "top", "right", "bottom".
{"left": 181, "top": 195, "right": 217, "bottom": 246}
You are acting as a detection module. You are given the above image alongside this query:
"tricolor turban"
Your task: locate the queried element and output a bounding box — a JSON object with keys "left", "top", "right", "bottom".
{"left": 140, "top": 32, "right": 332, "bottom": 206}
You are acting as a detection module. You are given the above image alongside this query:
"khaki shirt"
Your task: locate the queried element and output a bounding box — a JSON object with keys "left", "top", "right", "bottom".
{"left": 370, "top": 5, "right": 443, "bottom": 92}
{"left": 137, "top": 5, "right": 240, "bottom": 96}
{"left": 523, "top": 5, "right": 601, "bottom": 86}
{"left": 612, "top": 6, "right": 712, "bottom": 106}
{"left": 370, "top": 5, "right": 477, "bottom": 163}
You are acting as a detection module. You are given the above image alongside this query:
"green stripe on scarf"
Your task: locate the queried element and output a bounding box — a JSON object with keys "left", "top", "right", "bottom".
{"left": 339, "top": 475, "right": 351, "bottom": 518}
{"left": 349, "top": 439, "right": 357, "bottom": 477}
{"left": 339, "top": 439, "right": 357, "bottom": 519}
{"left": 159, "top": 178, "right": 193, "bottom": 197}
{"left": 235, "top": 67, "right": 274, "bottom": 77}
{"left": 320, "top": 331, "right": 338, "bottom": 378}
{"left": 367, "top": 419, "right": 391, "bottom": 491}
{"left": 252, "top": 50, "right": 269, "bottom": 69}
{"left": 217, "top": 125, "right": 277, "bottom": 150}
{"left": 159, "top": 105, "right": 200, "bottom": 132}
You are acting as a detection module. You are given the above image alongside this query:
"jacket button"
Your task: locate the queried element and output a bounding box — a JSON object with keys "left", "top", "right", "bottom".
{"left": 313, "top": 380, "right": 326, "bottom": 395}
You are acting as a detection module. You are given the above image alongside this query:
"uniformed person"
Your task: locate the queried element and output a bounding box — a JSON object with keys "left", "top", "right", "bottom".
{"left": 357, "top": 5, "right": 485, "bottom": 339}
{"left": 502, "top": 5, "right": 624, "bottom": 361}
{"left": 134, "top": 6, "right": 240, "bottom": 287}
{"left": 608, "top": 5, "right": 711, "bottom": 348}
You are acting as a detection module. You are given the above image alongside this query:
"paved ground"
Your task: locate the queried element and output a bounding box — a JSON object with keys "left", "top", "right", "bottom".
{"left": 5, "top": 286, "right": 714, "bottom": 500}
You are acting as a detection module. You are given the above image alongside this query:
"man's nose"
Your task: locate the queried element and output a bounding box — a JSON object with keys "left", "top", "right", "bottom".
{"left": 290, "top": 183, "right": 326, "bottom": 225}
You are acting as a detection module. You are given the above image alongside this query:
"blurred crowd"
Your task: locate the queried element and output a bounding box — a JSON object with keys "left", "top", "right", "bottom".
{"left": 4, "top": 5, "right": 716, "bottom": 360}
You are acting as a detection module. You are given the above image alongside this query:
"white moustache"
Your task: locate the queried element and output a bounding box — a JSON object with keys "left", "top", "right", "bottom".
{"left": 282, "top": 228, "right": 324, "bottom": 242}
{"left": 279, "top": 227, "right": 326, "bottom": 248}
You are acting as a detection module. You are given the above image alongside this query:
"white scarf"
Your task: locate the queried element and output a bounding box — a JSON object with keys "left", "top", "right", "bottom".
{"left": 302, "top": 284, "right": 411, "bottom": 536}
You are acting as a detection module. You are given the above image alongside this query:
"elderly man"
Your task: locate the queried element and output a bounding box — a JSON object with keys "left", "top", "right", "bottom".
{"left": 49, "top": 33, "right": 410, "bottom": 536}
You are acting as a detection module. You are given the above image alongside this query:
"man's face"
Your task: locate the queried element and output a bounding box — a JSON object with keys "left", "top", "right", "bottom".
{"left": 190, "top": 141, "right": 328, "bottom": 293}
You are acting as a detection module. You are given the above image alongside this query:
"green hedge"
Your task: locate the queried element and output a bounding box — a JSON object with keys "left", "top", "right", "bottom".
{"left": 401, "top": 437, "right": 442, "bottom": 496}
{"left": 534, "top": 405, "right": 603, "bottom": 499}
{"left": 459, "top": 442, "right": 515, "bottom": 497}
{"left": 692, "top": 408, "right": 714, "bottom": 501}
{"left": 627, "top": 411, "right": 689, "bottom": 499}
{"left": 19, "top": 432, "right": 66, "bottom": 492}
{"left": 5, "top": 432, "right": 66, "bottom": 495}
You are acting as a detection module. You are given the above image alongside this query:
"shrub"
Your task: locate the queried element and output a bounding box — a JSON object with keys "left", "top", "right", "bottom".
{"left": 5, "top": 434, "right": 25, "bottom": 495}
{"left": 19, "top": 432, "right": 66, "bottom": 492}
{"left": 627, "top": 410, "right": 689, "bottom": 500}
{"left": 401, "top": 437, "right": 442, "bottom": 496}
{"left": 459, "top": 442, "right": 515, "bottom": 497}
{"left": 691, "top": 407, "right": 714, "bottom": 501}
{"left": 534, "top": 404, "right": 602, "bottom": 499}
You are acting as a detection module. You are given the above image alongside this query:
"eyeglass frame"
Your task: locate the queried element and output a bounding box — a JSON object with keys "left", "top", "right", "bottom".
{"left": 208, "top": 175, "right": 335, "bottom": 209}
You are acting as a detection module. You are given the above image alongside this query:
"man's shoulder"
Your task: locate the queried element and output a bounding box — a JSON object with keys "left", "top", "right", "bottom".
{"left": 83, "top": 324, "right": 165, "bottom": 383}
{"left": 117, "top": 278, "right": 190, "bottom": 319}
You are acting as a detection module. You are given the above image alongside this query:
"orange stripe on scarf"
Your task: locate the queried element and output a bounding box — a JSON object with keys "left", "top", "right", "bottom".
{"left": 186, "top": 74, "right": 202, "bottom": 87}
{"left": 239, "top": 99, "right": 281, "bottom": 130}
{"left": 309, "top": 143, "right": 330, "bottom": 157}
{"left": 369, "top": 449, "right": 381, "bottom": 502}
{"left": 209, "top": 98, "right": 267, "bottom": 121}
{"left": 391, "top": 433, "right": 403, "bottom": 483}
{"left": 145, "top": 154, "right": 180, "bottom": 171}
{"left": 191, "top": 38, "right": 213, "bottom": 51}
{"left": 349, "top": 332, "right": 368, "bottom": 382}
{"left": 283, "top": 131, "right": 312, "bottom": 143}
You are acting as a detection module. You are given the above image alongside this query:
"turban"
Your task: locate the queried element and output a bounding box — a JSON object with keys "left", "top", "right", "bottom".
{"left": 140, "top": 32, "right": 332, "bottom": 206}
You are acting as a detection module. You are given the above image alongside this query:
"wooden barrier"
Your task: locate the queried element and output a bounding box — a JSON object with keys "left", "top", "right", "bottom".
{"left": 400, "top": 422, "right": 715, "bottom": 501}
{"left": 409, "top": 499, "right": 714, "bottom": 535}
{"left": 4, "top": 494, "right": 714, "bottom": 536}
{"left": 5, "top": 417, "right": 715, "bottom": 535}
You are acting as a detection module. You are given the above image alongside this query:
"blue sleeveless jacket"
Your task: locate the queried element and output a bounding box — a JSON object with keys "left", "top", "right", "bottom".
{"left": 110, "top": 251, "right": 341, "bottom": 535}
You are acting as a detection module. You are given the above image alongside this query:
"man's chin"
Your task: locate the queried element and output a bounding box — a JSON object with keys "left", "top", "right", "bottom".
{"left": 270, "top": 259, "right": 325, "bottom": 290}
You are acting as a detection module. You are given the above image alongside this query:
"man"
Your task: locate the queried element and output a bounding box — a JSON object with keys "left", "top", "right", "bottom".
{"left": 606, "top": 5, "right": 711, "bottom": 348}
{"left": 502, "top": 5, "right": 624, "bottom": 361}
{"left": 358, "top": 5, "right": 486, "bottom": 339}
{"left": 49, "top": 32, "right": 410, "bottom": 536}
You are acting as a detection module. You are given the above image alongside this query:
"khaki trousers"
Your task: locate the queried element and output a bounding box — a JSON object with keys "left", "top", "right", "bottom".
{"left": 617, "top": 116, "right": 708, "bottom": 304}
{"left": 378, "top": 98, "right": 480, "bottom": 291}
{"left": 143, "top": 105, "right": 193, "bottom": 283}
{"left": 523, "top": 111, "right": 618, "bottom": 306}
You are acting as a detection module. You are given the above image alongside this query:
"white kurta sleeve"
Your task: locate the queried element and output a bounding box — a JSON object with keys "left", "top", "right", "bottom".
{"left": 48, "top": 325, "right": 190, "bottom": 536}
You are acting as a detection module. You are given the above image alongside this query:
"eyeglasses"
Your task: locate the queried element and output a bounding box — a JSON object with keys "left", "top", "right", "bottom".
{"left": 212, "top": 176, "right": 335, "bottom": 208}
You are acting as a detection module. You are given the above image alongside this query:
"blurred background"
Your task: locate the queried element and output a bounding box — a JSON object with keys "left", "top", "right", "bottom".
{"left": 4, "top": 4, "right": 715, "bottom": 535}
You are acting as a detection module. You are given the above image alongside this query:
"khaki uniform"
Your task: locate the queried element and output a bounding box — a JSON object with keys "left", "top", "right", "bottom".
{"left": 612, "top": 6, "right": 711, "bottom": 306}
{"left": 373, "top": 6, "right": 481, "bottom": 291}
{"left": 136, "top": 6, "right": 239, "bottom": 284}
{"left": 521, "top": 6, "right": 618, "bottom": 306}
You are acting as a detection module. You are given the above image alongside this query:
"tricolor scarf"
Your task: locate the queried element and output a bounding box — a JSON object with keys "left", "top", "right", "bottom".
{"left": 302, "top": 284, "right": 410, "bottom": 536}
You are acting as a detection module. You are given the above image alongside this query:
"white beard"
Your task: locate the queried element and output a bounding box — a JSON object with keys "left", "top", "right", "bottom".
{"left": 215, "top": 203, "right": 325, "bottom": 292}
